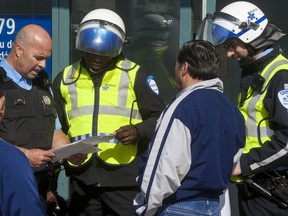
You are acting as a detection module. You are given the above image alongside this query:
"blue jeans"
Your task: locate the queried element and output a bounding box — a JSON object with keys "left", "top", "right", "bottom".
{"left": 156, "top": 200, "right": 220, "bottom": 216}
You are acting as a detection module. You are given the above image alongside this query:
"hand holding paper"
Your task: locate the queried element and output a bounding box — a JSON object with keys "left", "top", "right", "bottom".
{"left": 49, "top": 135, "right": 114, "bottom": 163}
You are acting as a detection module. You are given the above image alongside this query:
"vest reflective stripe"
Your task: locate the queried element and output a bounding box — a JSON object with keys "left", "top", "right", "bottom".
{"left": 248, "top": 58, "right": 288, "bottom": 171}
{"left": 70, "top": 133, "right": 93, "bottom": 142}
{"left": 60, "top": 59, "right": 142, "bottom": 166}
{"left": 250, "top": 146, "right": 288, "bottom": 171}
{"left": 68, "top": 104, "right": 142, "bottom": 120}
{"left": 240, "top": 55, "right": 288, "bottom": 154}
{"left": 232, "top": 55, "right": 288, "bottom": 183}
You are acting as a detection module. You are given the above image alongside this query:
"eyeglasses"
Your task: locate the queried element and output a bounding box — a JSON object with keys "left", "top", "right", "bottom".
{"left": 223, "top": 40, "right": 237, "bottom": 51}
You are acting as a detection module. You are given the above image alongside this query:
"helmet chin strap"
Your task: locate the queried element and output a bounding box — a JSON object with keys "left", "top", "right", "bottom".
{"left": 236, "top": 44, "right": 257, "bottom": 66}
{"left": 247, "top": 45, "right": 258, "bottom": 57}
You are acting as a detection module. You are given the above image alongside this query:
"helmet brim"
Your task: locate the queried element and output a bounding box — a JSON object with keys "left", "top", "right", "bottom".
{"left": 76, "top": 21, "right": 125, "bottom": 57}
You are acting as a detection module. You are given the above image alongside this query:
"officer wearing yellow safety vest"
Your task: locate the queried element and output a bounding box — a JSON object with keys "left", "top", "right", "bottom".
{"left": 52, "top": 8, "right": 165, "bottom": 216}
{"left": 197, "top": 1, "right": 288, "bottom": 215}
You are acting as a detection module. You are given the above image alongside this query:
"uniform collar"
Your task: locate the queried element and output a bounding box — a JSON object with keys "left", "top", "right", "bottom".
{"left": 240, "top": 44, "right": 281, "bottom": 76}
{"left": 0, "top": 58, "right": 32, "bottom": 90}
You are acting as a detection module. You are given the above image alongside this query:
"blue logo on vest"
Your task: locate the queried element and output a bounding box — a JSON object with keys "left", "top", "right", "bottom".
{"left": 146, "top": 76, "right": 159, "bottom": 95}
{"left": 102, "top": 84, "right": 109, "bottom": 91}
{"left": 278, "top": 89, "right": 288, "bottom": 109}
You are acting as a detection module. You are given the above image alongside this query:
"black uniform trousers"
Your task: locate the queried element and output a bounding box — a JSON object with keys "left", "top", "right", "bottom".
{"left": 68, "top": 183, "right": 138, "bottom": 216}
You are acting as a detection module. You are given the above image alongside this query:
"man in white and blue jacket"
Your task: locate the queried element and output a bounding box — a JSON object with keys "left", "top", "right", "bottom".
{"left": 134, "top": 40, "right": 245, "bottom": 216}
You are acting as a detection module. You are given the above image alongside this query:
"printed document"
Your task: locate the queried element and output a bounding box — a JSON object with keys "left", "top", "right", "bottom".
{"left": 49, "top": 135, "right": 114, "bottom": 163}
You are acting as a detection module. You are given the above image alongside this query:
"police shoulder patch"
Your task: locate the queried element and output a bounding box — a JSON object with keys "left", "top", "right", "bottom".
{"left": 146, "top": 76, "right": 159, "bottom": 95}
{"left": 43, "top": 95, "right": 51, "bottom": 105}
{"left": 277, "top": 89, "right": 288, "bottom": 109}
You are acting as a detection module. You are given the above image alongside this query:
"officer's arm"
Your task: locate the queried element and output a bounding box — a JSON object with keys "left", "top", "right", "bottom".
{"left": 133, "top": 69, "right": 165, "bottom": 145}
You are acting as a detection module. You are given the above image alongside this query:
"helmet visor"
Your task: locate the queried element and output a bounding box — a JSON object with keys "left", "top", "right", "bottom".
{"left": 196, "top": 14, "right": 237, "bottom": 46}
{"left": 195, "top": 15, "right": 215, "bottom": 44}
{"left": 76, "top": 21, "right": 125, "bottom": 57}
{"left": 212, "top": 23, "right": 236, "bottom": 45}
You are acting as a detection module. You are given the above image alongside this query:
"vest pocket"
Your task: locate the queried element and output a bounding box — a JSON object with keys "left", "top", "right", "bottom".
{"left": 41, "top": 104, "right": 57, "bottom": 118}
{"left": 5, "top": 103, "right": 34, "bottom": 118}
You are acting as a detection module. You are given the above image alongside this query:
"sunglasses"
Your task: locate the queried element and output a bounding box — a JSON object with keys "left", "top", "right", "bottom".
{"left": 223, "top": 40, "right": 237, "bottom": 51}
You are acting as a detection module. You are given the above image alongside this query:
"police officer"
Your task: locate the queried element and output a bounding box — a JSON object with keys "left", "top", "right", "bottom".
{"left": 52, "top": 9, "right": 165, "bottom": 216}
{"left": 0, "top": 24, "right": 70, "bottom": 212}
{"left": 0, "top": 70, "right": 45, "bottom": 216}
{"left": 197, "top": 1, "right": 288, "bottom": 215}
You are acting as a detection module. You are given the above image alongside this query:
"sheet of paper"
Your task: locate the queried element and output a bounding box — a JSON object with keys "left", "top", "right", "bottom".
{"left": 49, "top": 135, "right": 114, "bottom": 163}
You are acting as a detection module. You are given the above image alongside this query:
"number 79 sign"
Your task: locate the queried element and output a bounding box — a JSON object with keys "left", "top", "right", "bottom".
{"left": 0, "top": 18, "right": 15, "bottom": 35}
{"left": 0, "top": 14, "right": 52, "bottom": 77}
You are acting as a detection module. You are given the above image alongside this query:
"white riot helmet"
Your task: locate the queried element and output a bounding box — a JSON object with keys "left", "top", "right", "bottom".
{"left": 76, "top": 8, "right": 126, "bottom": 57}
{"left": 196, "top": 1, "right": 286, "bottom": 49}
{"left": 212, "top": 1, "right": 268, "bottom": 45}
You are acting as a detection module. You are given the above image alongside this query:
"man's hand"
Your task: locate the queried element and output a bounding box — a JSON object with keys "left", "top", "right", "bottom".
{"left": 114, "top": 125, "right": 139, "bottom": 145}
{"left": 232, "top": 163, "right": 242, "bottom": 176}
{"left": 67, "top": 153, "right": 87, "bottom": 165}
{"left": 52, "top": 129, "right": 87, "bottom": 165}
{"left": 24, "top": 148, "right": 56, "bottom": 167}
{"left": 47, "top": 191, "right": 60, "bottom": 211}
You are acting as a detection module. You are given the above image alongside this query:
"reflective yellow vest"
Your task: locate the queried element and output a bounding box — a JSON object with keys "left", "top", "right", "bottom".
{"left": 232, "top": 54, "right": 288, "bottom": 182}
{"left": 60, "top": 59, "right": 143, "bottom": 166}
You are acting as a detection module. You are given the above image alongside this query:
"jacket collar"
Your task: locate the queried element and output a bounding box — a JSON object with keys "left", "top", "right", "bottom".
{"left": 240, "top": 44, "right": 281, "bottom": 76}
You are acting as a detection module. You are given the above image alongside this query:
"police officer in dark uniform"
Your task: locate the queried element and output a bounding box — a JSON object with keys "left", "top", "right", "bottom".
{"left": 0, "top": 70, "right": 45, "bottom": 216}
{"left": 0, "top": 24, "right": 70, "bottom": 213}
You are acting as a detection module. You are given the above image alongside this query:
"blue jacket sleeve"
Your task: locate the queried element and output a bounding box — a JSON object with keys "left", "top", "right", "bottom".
{"left": 0, "top": 141, "right": 45, "bottom": 216}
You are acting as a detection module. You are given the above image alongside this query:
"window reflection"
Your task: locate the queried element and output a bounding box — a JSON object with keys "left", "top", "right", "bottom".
{"left": 123, "top": 13, "right": 178, "bottom": 103}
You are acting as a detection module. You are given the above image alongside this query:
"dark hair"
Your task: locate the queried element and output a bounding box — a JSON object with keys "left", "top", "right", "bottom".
{"left": 177, "top": 40, "right": 220, "bottom": 80}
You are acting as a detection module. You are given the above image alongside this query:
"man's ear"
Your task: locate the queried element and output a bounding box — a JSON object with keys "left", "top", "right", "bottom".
{"left": 0, "top": 96, "right": 5, "bottom": 121}
{"left": 182, "top": 62, "right": 189, "bottom": 77}
{"left": 15, "top": 44, "right": 23, "bottom": 57}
